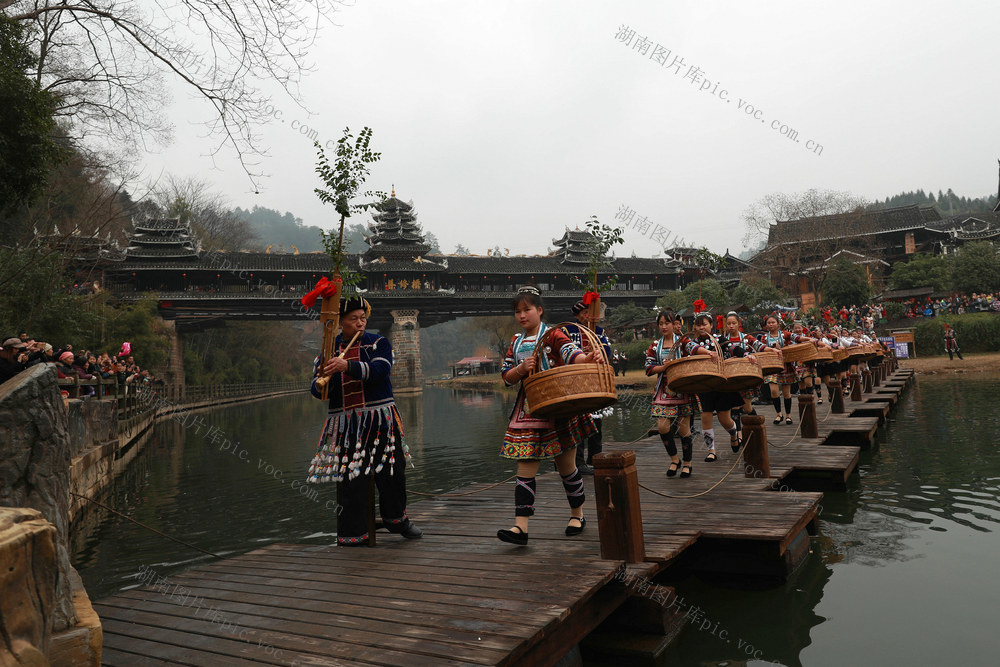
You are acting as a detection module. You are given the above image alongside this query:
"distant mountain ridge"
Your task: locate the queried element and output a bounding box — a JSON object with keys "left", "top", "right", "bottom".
{"left": 234, "top": 205, "right": 368, "bottom": 253}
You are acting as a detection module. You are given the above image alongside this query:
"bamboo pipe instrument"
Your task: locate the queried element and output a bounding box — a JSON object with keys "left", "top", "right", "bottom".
{"left": 314, "top": 329, "right": 363, "bottom": 393}
{"left": 337, "top": 330, "right": 363, "bottom": 358}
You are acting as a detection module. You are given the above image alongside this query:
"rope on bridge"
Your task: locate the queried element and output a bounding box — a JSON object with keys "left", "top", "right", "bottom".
{"left": 637, "top": 448, "right": 747, "bottom": 499}
{"left": 70, "top": 491, "right": 224, "bottom": 560}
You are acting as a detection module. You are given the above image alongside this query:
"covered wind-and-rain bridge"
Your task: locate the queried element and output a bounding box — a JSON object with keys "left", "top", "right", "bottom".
{"left": 85, "top": 193, "right": 734, "bottom": 390}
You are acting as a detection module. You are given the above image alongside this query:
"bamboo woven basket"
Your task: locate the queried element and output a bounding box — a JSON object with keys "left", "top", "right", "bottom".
{"left": 831, "top": 349, "right": 849, "bottom": 362}
{"left": 847, "top": 346, "right": 868, "bottom": 361}
{"left": 664, "top": 355, "right": 726, "bottom": 393}
{"left": 721, "top": 357, "right": 763, "bottom": 391}
{"left": 812, "top": 346, "right": 834, "bottom": 362}
{"left": 755, "top": 349, "right": 784, "bottom": 374}
{"left": 522, "top": 323, "right": 617, "bottom": 418}
{"left": 781, "top": 342, "right": 818, "bottom": 363}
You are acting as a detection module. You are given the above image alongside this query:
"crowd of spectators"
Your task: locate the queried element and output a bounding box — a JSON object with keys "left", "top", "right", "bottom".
{"left": 809, "top": 293, "right": 1000, "bottom": 327}
{"left": 814, "top": 304, "right": 885, "bottom": 331}
{"left": 898, "top": 293, "right": 1000, "bottom": 318}
{"left": 0, "top": 332, "right": 162, "bottom": 393}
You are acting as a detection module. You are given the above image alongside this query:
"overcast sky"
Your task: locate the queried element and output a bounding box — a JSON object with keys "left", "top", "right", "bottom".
{"left": 144, "top": 0, "right": 1000, "bottom": 258}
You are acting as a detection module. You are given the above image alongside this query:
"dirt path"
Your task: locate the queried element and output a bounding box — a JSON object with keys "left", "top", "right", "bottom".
{"left": 900, "top": 351, "right": 1000, "bottom": 376}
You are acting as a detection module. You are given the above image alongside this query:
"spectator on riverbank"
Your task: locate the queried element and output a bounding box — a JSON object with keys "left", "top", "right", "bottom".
{"left": 0, "top": 338, "right": 29, "bottom": 383}
{"left": 30, "top": 343, "right": 55, "bottom": 367}
{"left": 72, "top": 354, "right": 97, "bottom": 396}
{"left": 55, "top": 351, "right": 78, "bottom": 380}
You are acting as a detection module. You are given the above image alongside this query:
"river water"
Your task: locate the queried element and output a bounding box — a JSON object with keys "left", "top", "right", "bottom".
{"left": 72, "top": 379, "right": 1000, "bottom": 666}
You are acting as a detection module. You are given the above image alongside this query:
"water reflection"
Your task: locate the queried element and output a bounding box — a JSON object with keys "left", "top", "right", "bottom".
{"left": 818, "top": 379, "right": 1000, "bottom": 569}
{"left": 668, "top": 376, "right": 1000, "bottom": 665}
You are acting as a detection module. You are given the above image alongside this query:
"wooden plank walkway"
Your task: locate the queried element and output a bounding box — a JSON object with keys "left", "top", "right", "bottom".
{"left": 94, "top": 367, "right": 914, "bottom": 665}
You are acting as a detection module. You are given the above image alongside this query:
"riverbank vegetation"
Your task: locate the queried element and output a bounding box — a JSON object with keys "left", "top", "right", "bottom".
{"left": 182, "top": 322, "right": 317, "bottom": 385}
{"left": 912, "top": 313, "right": 1000, "bottom": 356}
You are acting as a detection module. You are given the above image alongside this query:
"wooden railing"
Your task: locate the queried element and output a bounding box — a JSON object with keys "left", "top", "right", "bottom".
{"left": 56, "top": 376, "right": 305, "bottom": 436}
{"left": 181, "top": 381, "right": 303, "bottom": 402}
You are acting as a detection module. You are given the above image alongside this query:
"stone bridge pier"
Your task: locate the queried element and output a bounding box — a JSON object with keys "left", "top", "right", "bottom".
{"left": 389, "top": 309, "right": 423, "bottom": 394}
{"left": 160, "top": 319, "right": 186, "bottom": 393}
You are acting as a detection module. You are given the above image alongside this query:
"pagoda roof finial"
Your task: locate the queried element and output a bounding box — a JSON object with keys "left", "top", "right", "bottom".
{"left": 391, "top": 184, "right": 395, "bottom": 198}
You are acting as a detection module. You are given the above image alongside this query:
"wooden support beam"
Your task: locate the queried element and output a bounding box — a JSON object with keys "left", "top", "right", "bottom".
{"left": 593, "top": 451, "right": 645, "bottom": 563}
{"left": 741, "top": 414, "right": 770, "bottom": 478}
{"left": 797, "top": 393, "right": 818, "bottom": 439}
{"left": 829, "top": 380, "right": 845, "bottom": 414}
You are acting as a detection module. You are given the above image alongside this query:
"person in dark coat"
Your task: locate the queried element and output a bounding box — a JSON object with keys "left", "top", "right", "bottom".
{"left": 306, "top": 295, "right": 421, "bottom": 546}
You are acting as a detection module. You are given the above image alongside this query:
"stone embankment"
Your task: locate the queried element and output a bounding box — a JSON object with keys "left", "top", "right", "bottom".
{"left": 0, "top": 366, "right": 305, "bottom": 665}
{"left": 0, "top": 365, "right": 101, "bottom": 665}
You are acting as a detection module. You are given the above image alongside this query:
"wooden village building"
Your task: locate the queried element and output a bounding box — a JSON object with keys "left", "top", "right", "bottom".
{"left": 754, "top": 202, "right": 1000, "bottom": 301}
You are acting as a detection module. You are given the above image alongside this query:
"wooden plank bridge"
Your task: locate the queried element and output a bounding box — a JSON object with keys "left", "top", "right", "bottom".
{"left": 95, "top": 366, "right": 914, "bottom": 666}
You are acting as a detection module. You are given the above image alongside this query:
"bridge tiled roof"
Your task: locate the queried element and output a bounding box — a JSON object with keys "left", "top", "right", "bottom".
{"left": 116, "top": 252, "right": 340, "bottom": 272}
{"left": 359, "top": 256, "right": 447, "bottom": 272}
{"left": 112, "top": 251, "right": 683, "bottom": 276}
{"left": 132, "top": 217, "right": 188, "bottom": 232}
{"left": 443, "top": 255, "right": 676, "bottom": 275}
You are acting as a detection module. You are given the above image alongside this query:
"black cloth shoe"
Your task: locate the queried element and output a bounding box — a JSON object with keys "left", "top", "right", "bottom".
{"left": 497, "top": 527, "right": 528, "bottom": 545}
{"left": 386, "top": 519, "right": 422, "bottom": 539}
{"left": 400, "top": 522, "right": 422, "bottom": 539}
{"left": 577, "top": 463, "right": 594, "bottom": 476}
{"left": 565, "top": 517, "right": 586, "bottom": 536}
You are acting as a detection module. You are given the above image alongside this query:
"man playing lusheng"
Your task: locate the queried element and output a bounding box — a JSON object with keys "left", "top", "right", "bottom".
{"left": 306, "top": 296, "right": 421, "bottom": 546}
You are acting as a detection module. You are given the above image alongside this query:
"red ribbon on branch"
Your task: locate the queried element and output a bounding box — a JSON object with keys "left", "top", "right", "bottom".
{"left": 300, "top": 276, "right": 342, "bottom": 309}
{"left": 693, "top": 299, "right": 706, "bottom": 313}
{"left": 582, "top": 290, "right": 600, "bottom": 305}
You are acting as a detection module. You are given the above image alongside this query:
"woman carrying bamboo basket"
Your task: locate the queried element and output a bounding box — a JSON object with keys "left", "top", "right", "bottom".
{"left": 496, "top": 287, "right": 605, "bottom": 546}
{"left": 646, "top": 310, "right": 714, "bottom": 478}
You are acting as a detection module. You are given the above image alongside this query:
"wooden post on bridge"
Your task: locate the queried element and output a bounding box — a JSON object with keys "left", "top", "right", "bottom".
{"left": 797, "top": 393, "right": 818, "bottom": 438}
{"left": 862, "top": 368, "right": 873, "bottom": 393}
{"left": 850, "top": 372, "right": 863, "bottom": 402}
{"left": 593, "top": 451, "right": 645, "bottom": 563}
{"left": 829, "top": 380, "right": 845, "bottom": 414}
{"left": 741, "top": 414, "right": 770, "bottom": 478}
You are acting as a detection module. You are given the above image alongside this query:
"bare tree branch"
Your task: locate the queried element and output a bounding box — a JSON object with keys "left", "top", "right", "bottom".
{"left": 4, "top": 0, "right": 343, "bottom": 185}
